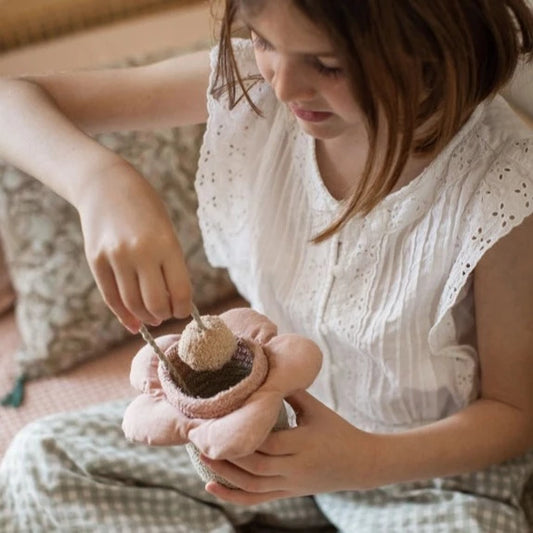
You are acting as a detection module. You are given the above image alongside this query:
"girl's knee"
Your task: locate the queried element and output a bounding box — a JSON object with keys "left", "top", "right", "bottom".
{"left": 2, "top": 413, "right": 73, "bottom": 473}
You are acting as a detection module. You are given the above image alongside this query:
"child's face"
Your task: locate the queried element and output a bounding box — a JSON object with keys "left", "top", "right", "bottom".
{"left": 244, "top": 0, "right": 365, "bottom": 143}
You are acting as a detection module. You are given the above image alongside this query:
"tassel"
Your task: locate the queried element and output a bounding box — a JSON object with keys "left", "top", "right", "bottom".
{"left": 1, "top": 374, "right": 27, "bottom": 408}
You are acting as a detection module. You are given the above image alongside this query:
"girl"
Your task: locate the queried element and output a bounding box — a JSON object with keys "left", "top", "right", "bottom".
{"left": 1, "top": 1, "right": 533, "bottom": 531}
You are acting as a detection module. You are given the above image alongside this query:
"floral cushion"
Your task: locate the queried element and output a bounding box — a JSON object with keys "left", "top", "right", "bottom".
{"left": 0, "top": 123, "right": 235, "bottom": 379}
{"left": 0, "top": 241, "right": 15, "bottom": 316}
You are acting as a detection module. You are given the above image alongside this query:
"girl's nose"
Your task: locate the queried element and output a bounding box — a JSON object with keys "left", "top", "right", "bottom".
{"left": 271, "top": 60, "right": 315, "bottom": 103}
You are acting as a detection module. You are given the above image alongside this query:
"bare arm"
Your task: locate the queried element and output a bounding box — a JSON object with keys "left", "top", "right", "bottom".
{"left": 0, "top": 50, "right": 210, "bottom": 203}
{"left": 0, "top": 50, "right": 211, "bottom": 331}
{"left": 26, "top": 50, "right": 210, "bottom": 133}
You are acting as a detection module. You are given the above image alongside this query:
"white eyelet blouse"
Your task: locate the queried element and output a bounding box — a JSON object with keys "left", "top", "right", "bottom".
{"left": 195, "top": 39, "right": 533, "bottom": 433}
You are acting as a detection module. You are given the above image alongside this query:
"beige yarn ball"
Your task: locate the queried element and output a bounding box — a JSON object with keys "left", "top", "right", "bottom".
{"left": 177, "top": 315, "right": 238, "bottom": 371}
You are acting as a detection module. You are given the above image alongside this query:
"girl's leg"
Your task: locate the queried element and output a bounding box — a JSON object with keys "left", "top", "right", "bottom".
{"left": 315, "top": 452, "right": 533, "bottom": 533}
{"left": 0, "top": 400, "right": 331, "bottom": 533}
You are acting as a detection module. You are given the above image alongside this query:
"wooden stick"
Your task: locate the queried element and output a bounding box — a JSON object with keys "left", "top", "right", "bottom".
{"left": 191, "top": 303, "right": 207, "bottom": 330}
{"left": 139, "top": 324, "right": 191, "bottom": 395}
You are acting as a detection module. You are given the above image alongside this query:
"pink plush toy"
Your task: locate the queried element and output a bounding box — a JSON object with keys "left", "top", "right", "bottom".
{"left": 122, "top": 308, "right": 322, "bottom": 486}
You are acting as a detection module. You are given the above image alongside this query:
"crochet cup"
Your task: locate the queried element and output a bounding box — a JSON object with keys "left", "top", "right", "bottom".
{"left": 122, "top": 308, "right": 322, "bottom": 489}
{"left": 159, "top": 322, "right": 289, "bottom": 487}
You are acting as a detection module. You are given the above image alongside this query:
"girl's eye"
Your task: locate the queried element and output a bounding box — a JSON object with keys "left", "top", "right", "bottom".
{"left": 251, "top": 32, "right": 344, "bottom": 79}
{"left": 314, "top": 61, "right": 344, "bottom": 78}
{"left": 252, "top": 35, "right": 273, "bottom": 51}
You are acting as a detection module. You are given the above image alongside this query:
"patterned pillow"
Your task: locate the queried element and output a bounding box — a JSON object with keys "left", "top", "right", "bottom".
{"left": 0, "top": 124, "right": 235, "bottom": 379}
{"left": 0, "top": 241, "right": 15, "bottom": 316}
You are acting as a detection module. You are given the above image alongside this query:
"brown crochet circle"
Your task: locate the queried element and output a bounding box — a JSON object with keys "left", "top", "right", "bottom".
{"left": 158, "top": 337, "right": 269, "bottom": 419}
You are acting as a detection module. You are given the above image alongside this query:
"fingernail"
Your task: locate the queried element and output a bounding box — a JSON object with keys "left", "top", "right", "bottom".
{"left": 124, "top": 321, "right": 140, "bottom": 334}
{"left": 174, "top": 307, "right": 192, "bottom": 319}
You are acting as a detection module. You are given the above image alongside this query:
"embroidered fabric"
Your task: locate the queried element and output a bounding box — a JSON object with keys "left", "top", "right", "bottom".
{"left": 196, "top": 39, "right": 533, "bottom": 433}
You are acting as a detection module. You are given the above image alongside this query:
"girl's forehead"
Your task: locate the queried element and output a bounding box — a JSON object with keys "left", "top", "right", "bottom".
{"left": 243, "top": 1, "right": 336, "bottom": 56}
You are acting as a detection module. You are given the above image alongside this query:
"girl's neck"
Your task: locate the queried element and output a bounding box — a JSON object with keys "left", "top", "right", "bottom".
{"left": 315, "top": 137, "right": 366, "bottom": 201}
{"left": 316, "top": 135, "right": 436, "bottom": 202}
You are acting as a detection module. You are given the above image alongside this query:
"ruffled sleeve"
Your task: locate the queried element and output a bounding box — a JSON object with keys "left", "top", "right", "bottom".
{"left": 195, "top": 39, "right": 279, "bottom": 273}
{"left": 428, "top": 102, "right": 533, "bottom": 403}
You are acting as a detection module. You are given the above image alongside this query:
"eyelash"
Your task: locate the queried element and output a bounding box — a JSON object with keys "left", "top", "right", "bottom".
{"left": 314, "top": 61, "right": 344, "bottom": 79}
{"left": 251, "top": 35, "right": 344, "bottom": 79}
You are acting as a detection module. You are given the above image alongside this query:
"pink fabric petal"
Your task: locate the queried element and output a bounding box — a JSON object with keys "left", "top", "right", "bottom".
{"left": 129, "top": 334, "right": 180, "bottom": 393}
{"left": 219, "top": 308, "right": 277, "bottom": 345}
{"left": 122, "top": 392, "right": 196, "bottom": 446}
{"left": 262, "top": 334, "right": 323, "bottom": 395}
{"left": 188, "top": 389, "right": 284, "bottom": 459}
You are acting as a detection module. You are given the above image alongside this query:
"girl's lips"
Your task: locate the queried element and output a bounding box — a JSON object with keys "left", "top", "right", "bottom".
{"left": 290, "top": 105, "right": 333, "bottom": 122}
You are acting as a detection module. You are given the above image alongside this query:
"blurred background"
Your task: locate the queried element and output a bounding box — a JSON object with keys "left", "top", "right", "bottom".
{"left": 0, "top": 0, "right": 530, "bottom": 124}
{"left": 0, "top": 0, "right": 214, "bottom": 75}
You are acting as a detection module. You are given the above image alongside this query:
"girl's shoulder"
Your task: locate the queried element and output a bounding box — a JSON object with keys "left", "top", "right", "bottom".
{"left": 433, "top": 97, "right": 532, "bottom": 311}
{"left": 369, "top": 97, "right": 531, "bottom": 237}
{"left": 469, "top": 97, "right": 532, "bottom": 219}
{"left": 443, "top": 96, "right": 532, "bottom": 229}
{"left": 474, "top": 96, "right": 532, "bottom": 177}
{"left": 425, "top": 96, "right": 532, "bottom": 218}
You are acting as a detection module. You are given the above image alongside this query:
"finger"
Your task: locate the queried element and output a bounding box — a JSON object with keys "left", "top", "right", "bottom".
{"left": 137, "top": 263, "right": 172, "bottom": 322}
{"left": 111, "top": 264, "right": 160, "bottom": 326}
{"left": 205, "top": 481, "right": 289, "bottom": 506}
{"left": 257, "top": 426, "right": 306, "bottom": 456}
{"left": 161, "top": 255, "right": 192, "bottom": 319}
{"left": 91, "top": 259, "right": 141, "bottom": 333}
{"left": 200, "top": 456, "right": 284, "bottom": 494}
{"left": 228, "top": 451, "right": 287, "bottom": 477}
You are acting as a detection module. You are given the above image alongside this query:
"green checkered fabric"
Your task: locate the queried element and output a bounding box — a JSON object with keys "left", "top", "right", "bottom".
{"left": 1, "top": 400, "right": 532, "bottom": 532}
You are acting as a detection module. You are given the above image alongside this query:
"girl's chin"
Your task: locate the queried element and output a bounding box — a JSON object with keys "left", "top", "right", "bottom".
{"left": 296, "top": 119, "right": 341, "bottom": 140}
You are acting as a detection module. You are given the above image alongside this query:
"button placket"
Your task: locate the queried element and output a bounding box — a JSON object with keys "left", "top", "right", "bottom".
{"left": 315, "top": 232, "right": 343, "bottom": 409}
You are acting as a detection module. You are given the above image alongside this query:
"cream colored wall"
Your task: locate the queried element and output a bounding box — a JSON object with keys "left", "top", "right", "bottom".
{"left": 0, "top": 3, "right": 213, "bottom": 75}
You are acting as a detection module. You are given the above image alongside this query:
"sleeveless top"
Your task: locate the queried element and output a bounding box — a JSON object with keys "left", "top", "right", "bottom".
{"left": 195, "top": 39, "right": 533, "bottom": 433}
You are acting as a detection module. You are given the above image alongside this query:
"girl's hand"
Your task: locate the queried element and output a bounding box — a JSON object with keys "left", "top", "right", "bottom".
{"left": 76, "top": 158, "right": 192, "bottom": 332}
{"left": 201, "top": 390, "right": 378, "bottom": 505}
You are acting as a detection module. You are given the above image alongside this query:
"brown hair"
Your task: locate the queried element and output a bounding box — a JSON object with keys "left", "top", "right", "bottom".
{"left": 213, "top": 0, "right": 533, "bottom": 241}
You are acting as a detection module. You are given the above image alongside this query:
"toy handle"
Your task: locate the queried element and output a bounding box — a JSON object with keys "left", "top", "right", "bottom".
{"left": 273, "top": 400, "right": 290, "bottom": 431}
